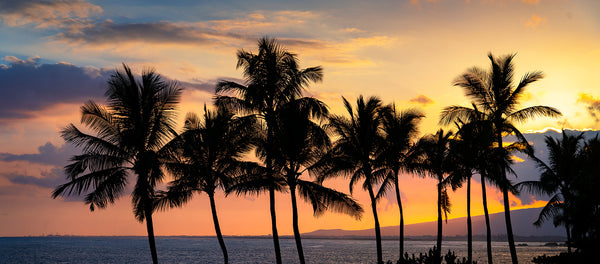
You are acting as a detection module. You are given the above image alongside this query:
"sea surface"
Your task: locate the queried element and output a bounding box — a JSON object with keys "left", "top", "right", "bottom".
{"left": 0, "top": 236, "right": 566, "bottom": 264}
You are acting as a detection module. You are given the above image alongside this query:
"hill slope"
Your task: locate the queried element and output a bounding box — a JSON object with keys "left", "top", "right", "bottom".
{"left": 303, "top": 207, "right": 566, "bottom": 239}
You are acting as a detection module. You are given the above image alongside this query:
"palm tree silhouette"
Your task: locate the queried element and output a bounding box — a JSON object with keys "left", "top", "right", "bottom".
{"left": 450, "top": 113, "right": 497, "bottom": 264}
{"left": 215, "top": 37, "right": 323, "bottom": 264}
{"left": 570, "top": 136, "right": 600, "bottom": 253}
{"left": 440, "top": 53, "right": 561, "bottom": 264}
{"left": 157, "top": 105, "right": 258, "bottom": 264}
{"left": 52, "top": 64, "right": 182, "bottom": 264}
{"left": 517, "top": 130, "right": 584, "bottom": 254}
{"left": 416, "top": 129, "right": 457, "bottom": 264}
{"left": 271, "top": 98, "right": 364, "bottom": 264}
{"left": 313, "top": 95, "right": 386, "bottom": 264}
{"left": 376, "top": 105, "right": 424, "bottom": 258}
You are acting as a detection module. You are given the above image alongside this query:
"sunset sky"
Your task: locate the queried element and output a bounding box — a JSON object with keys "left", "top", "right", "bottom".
{"left": 1, "top": 0, "right": 600, "bottom": 237}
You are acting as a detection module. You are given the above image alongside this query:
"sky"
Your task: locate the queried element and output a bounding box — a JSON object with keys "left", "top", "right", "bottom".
{"left": 0, "top": 0, "right": 599, "bottom": 237}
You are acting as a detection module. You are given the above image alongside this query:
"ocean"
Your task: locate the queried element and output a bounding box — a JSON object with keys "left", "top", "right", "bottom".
{"left": 0, "top": 236, "right": 566, "bottom": 263}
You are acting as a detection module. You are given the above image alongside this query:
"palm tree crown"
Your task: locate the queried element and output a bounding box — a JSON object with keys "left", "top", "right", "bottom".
{"left": 313, "top": 95, "right": 386, "bottom": 264}
{"left": 215, "top": 36, "right": 323, "bottom": 264}
{"left": 518, "top": 130, "right": 584, "bottom": 253}
{"left": 440, "top": 53, "right": 562, "bottom": 264}
{"left": 157, "top": 105, "right": 257, "bottom": 264}
{"left": 375, "top": 105, "right": 423, "bottom": 259}
{"left": 53, "top": 64, "right": 182, "bottom": 264}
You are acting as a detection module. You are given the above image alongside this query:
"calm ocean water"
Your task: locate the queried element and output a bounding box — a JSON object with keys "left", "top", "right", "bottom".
{"left": 0, "top": 236, "right": 566, "bottom": 264}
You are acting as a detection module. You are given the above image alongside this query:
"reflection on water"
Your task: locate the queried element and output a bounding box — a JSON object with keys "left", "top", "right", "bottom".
{"left": 0, "top": 237, "right": 566, "bottom": 264}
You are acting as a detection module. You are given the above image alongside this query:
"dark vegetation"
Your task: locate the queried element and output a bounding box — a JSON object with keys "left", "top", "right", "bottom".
{"left": 51, "top": 37, "right": 600, "bottom": 264}
{"left": 384, "top": 247, "right": 477, "bottom": 264}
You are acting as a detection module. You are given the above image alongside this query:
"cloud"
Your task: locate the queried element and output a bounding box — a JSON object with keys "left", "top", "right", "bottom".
{"left": 54, "top": 20, "right": 253, "bottom": 46}
{"left": 0, "top": 142, "right": 77, "bottom": 166}
{"left": 525, "top": 14, "right": 547, "bottom": 29}
{"left": 0, "top": 0, "right": 102, "bottom": 29}
{"left": 0, "top": 56, "right": 109, "bottom": 119}
{"left": 340, "top": 28, "right": 365, "bottom": 34}
{"left": 577, "top": 93, "right": 600, "bottom": 123}
{"left": 521, "top": 0, "right": 540, "bottom": 4}
{"left": 5, "top": 168, "right": 66, "bottom": 189}
{"left": 52, "top": 10, "right": 326, "bottom": 50}
{"left": 410, "top": 0, "right": 439, "bottom": 5}
{"left": 409, "top": 94, "right": 435, "bottom": 106}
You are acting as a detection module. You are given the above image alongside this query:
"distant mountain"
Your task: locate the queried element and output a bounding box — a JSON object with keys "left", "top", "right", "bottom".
{"left": 303, "top": 207, "right": 566, "bottom": 240}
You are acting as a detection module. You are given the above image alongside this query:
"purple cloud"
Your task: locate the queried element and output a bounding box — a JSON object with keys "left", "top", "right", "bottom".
{"left": 409, "top": 94, "right": 434, "bottom": 106}
{"left": 0, "top": 56, "right": 110, "bottom": 119}
{"left": 0, "top": 142, "right": 78, "bottom": 166}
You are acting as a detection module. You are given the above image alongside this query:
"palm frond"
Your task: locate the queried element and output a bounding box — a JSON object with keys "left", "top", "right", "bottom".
{"left": 297, "top": 179, "right": 363, "bottom": 219}
{"left": 534, "top": 194, "right": 563, "bottom": 227}
{"left": 508, "top": 106, "right": 562, "bottom": 124}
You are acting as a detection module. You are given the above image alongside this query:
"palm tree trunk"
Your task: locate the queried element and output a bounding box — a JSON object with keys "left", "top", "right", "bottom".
{"left": 269, "top": 186, "right": 282, "bottom": 264}
{"left": 565, "top": 223, "right": 572, "bottom": 254}
{"left": 209, "top": 193, "right": 228, "bottom": 264}
{"left": 481, "top": 174, "right": 493, "bottom": 264}
{"left": 290, "top": 185, "right": 306, "bottom": 264}
{"left": 497, "top": 134, "right": 518, "bottom": 264}
{"left": 502, "top": 188, "right": 519, "bottom": 264}
{"left": 367, "top": 184, "right": 383, "bottom": 264}
{"left": 144, "top": 206, "right": 159, "bottom": 264}
{"left": 436, "top": 181, "right": 443, "bottom": 264}
{"left": 467, "top": 175, "right": 473, "bottom": 264}
{"left": 394, "top": 176, "right": 404, "bottom": 259}
{"left": 265, "top": 113, "right": 282, "bottom": 264}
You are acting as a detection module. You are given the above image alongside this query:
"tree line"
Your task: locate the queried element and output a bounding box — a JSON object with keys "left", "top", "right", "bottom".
{"left": 52, "top": 37, "right": 600, "bottom": 264}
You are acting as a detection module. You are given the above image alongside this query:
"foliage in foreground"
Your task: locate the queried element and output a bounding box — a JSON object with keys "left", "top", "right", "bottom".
{"left": 532, "top": 252, "right": 588, "bottom": 264}
{"left": 384, "top": 247, "right": 476, "bottom": 264}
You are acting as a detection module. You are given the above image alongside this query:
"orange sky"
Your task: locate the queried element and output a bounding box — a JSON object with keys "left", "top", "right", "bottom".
{"left": 0, "top": 0, "right": 599, "bottom": 236}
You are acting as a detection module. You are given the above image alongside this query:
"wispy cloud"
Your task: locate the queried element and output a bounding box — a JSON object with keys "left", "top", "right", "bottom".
{"left": 410, "top": 0, "right": 439, "bottom": 6}
{"left": 51, "top": 10, "right": 325, "bottom": 49}
{"left": 54, "top": 20, "right": 254, "bottom": 46}
{"left": 0, "top": 0, "right": 101, "bottom": 29}
{"left": 577, "top": 93, "right": 600, "bottom": 123}
{"left": 4, "top": 169, "right": 65, "bottom": 189}
{"left": 409, "top": 94, "right": 435, "bottom": 106}
{"left": 525, "top": 14, "right": 547, "bottom": 29}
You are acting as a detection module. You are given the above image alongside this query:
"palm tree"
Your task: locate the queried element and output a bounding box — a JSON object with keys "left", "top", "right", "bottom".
{"left": 440, "top": 53, "right": 562, "bottom": 264}
{"left": 415, "top": 129, "right": 456, "bottom": 264}
{"left": 571, "top": 136, "right": 600, "bottom": 253}
{"left": 52, "top": 64, "right": 182, "bottom": 264}
{"left": 215, "top": 37, "right": 323, "bottom": 264}
{"left": 376, "top": 105, "right": 424, "bottom": 258}
{"left": 517, "top": 130, "right": 584, "bottom": 254}
{"left": 270, "top": 98, "right": 364, "bottom": 264}
{"left": 157, "top": 106, "right": 258, "bottom": 264}
{"left": 445, "top": 107, "right": 496, "bottom": 264}
{"left": 313, "top": 95, "right": 387, "bottom": 264}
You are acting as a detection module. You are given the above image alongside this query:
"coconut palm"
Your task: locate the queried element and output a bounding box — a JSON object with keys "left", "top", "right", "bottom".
{"left": 444, "top": 106, "right": 496, "bottom": 264}
{"left": 415, "top": 129, "right": 457, "bottom": 264}
{"left": 312, "top": 95, "right": 386, "bottom": 264}
{"left": 156, "top": 105, "right": 258, "bottom": 264}
{"left": 517, "top": 130, "right": 584, "bottom": 254}
{"left": 571, "top": 136, "right": 600, "bottom": 253}
{"left": 52, "top": 64, "right": 182, "bottom": 264}
{"left": 376, "top": 105, "right": 424, "bottom": 258}
{"left": 215, "top": 37, "right": 323, "bottom": 264}
{"left": 270, "top": 98, "right": 364, "bottom": 263}
{"left": 440, "top": 53, "right": 562, "bottom": 264}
